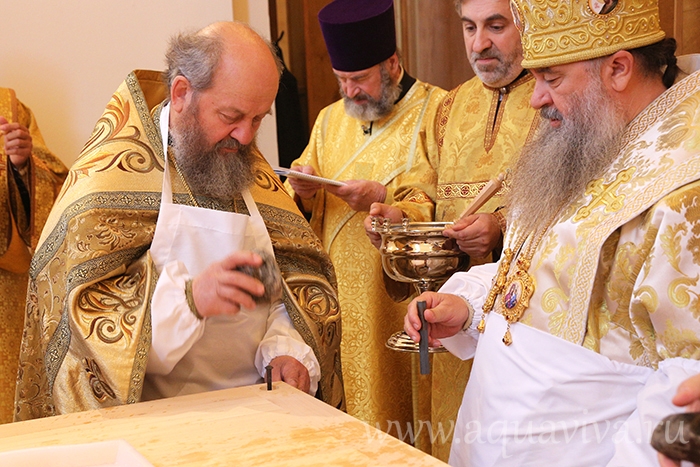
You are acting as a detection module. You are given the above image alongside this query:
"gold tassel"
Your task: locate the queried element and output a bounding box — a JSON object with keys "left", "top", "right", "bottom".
{"left": 502, "top": 326, "right": 512, "bottom": 346}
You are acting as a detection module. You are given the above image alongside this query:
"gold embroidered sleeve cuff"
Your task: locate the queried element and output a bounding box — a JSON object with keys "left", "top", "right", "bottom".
{"left": 458, "top": 294, "right": 476, "bottom": 331}
{"left": 185, "top": 279, "right": 204, "bottom": 320}
{"left": 492, "top": 208, "right": 507, "bottom": 236}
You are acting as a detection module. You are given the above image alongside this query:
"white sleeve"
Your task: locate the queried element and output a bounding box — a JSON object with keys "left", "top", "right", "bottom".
{"left": 255, "top": 302, "right": 321, "bottom": 396}
{"left": 146, "top": 260, "right": 206, "bottom": 375}
{"left": 439, "top": 262, "right": 498, "bottom": 360}
{"left": 607, "top": 357, "right": 700, "bottom": 467}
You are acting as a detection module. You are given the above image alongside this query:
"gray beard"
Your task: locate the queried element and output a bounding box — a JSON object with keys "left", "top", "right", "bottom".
{"left": 507, "top": 77, "right": 627, "bottom": 235}
{"left": 342, "top": 65, "right": 402, "bottom": 121}
{"left": 170, "top": 103, "right": 257, "bottom": 203}
{"left": 470, "top": 44, "right": 522, "bottom": 88}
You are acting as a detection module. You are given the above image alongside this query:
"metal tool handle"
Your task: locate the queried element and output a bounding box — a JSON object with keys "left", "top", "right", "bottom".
{"left": 417, "top": 300, "right": 430, "bottom": 375}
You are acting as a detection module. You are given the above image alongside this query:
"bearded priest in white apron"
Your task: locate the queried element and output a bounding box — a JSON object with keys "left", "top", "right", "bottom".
{"left": 14, "top": 22, "right": 345, "bottom": 421}
{"left": 403, "top": 1, "right": 700, "bottom": 466}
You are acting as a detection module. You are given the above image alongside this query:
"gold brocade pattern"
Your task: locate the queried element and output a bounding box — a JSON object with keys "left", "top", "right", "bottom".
{"left": 573, "top": 167, "right": 636, "bottom": 222}
{"left": 0, "top": 88, "right": 67, "bottom": 424}
{"left": 286, "top": 80, "right": 446, "bottom": 430}
{"left": 427, "top": 75, "right": 538, "bottom": 223}
{"left": 495, "top": 68, "right": 700, "bottom": 373}
{"left": 83, "top": 358, "right": 116, "bottom": 402}
{"left": 0, "top": 271, "right": 29, "bottom": 423}
{"left": 511, "top": 0, "right": 665, "bottom": 69}
{"left": 437, "top": 180, "right": 510, "bottom": 201}
{"left": 15, "top": 70, "right": 344, "bottom": 421}
{"left": 392, "top": 75, "right": 539, "bottom": 461}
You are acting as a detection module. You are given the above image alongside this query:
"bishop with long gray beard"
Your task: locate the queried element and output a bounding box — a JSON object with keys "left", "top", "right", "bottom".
{"left": 402, "top": 0, "right": 700, "bottom": 464}
{"left": 507, "top": 60, "right": 627, "bottom": 235}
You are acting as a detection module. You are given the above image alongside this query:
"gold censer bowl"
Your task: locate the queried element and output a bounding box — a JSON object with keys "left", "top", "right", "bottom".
{"left": 371, "top": 219, "right": 470, "bottom": 353}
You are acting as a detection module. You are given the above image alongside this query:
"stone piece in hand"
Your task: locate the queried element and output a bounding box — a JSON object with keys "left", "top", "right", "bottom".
{"left": 651, "top": 412, "right": 700, "bottom": 464}
{"left": 235, "top": 249, "right": 283, "bottom": 305}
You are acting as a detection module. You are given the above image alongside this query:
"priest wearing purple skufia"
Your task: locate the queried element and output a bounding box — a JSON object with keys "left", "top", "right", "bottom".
{"left": 284, "top": 0, "right": 446, "bottom": 436}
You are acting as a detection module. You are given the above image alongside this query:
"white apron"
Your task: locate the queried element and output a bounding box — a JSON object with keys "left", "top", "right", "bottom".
{"left": 144, "top": 104, "right": 277, "bottom": 398}
{"left": 449, "top": 311, "right": 655, "bottom": 467}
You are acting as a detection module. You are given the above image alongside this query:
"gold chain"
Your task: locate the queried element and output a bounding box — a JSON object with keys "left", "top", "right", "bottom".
{"left": 478, "top": 223, "right": 550, "bottom": 345}
{"left": 170, "top": 150, "right": 200, "bottom": 207}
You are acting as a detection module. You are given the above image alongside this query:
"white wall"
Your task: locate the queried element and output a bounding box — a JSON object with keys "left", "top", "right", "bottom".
{"left": 0, "top": 0, "right": 278, "bottom": 166}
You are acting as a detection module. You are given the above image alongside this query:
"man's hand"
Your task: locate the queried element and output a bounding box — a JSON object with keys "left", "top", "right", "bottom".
{"left": 363, "top": 202, "right": 405, "bottom": 249}
{"left": 191, "top": 251, "right": 265, "bottom": 317}
{"left": 287, "top": 165, "right": 322, "bottom": 199}
{"left": 658, "top": 373, "right": 700, "bottom": 467}
{"left": 443, "top": 212, "right": 502, "bottom": 258}
{"left": 325, "top": 179, "right": 386, "bottom": 212}
{"left": 672, "top": 373, "right": 700, "bottom": 412}
{"left": 269, "top": 355, "right": 311, "bottom": 393}
{"left": 0, "top": 116, "right": 32, "bottom": 169}
{"left": 404, "top": 292, "right": 471, "bottom": 347}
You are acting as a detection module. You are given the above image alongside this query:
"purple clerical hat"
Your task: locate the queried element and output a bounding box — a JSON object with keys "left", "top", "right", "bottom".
{"left": 318, "top": 0, "right": 396, "bottom": 72}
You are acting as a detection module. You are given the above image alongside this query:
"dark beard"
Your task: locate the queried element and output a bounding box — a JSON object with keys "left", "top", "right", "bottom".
{"left": 341, "top": 65, "right": 402, "bottom": 121}
{"left": 507, "top": 75, "right": 627, "bottom": 234}
{"left": 170, "top": 100, "right": 257, "bottom": 202}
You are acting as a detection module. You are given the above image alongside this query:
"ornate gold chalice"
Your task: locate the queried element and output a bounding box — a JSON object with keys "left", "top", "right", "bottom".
{"left": 371, "top": 172, "right": 506, "bottom": 354}
{"left": 371, "top": 218, "right": 470, "bottom": 353}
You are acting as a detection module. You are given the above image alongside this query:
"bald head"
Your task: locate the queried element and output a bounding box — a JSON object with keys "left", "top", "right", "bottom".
{"left": 166, "top": 22, "right": 282, "bottom": 201}
{"left": 167, "top": 21, "right": 282, "bottom": 176}
{"left": 165, "top": 21, "right": 281, "bottom": 95}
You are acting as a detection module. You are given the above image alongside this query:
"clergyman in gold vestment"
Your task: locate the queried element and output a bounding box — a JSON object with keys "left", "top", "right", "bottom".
{"left": 0, "top": 88, "right": 66, "bottom": 424}
{"left": 365, "top": 0, "right": 538, "bottom": 459}
{"left": 14, "top": 23, "right": 344, "bottom": 421}
{"left": 285, "top": 0, "right": 446, "bottom": 432}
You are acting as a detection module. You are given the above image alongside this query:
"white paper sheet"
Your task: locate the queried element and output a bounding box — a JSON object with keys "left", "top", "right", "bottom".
{"left": 273, "top": 167, "right": 347, "bottom": 186}
{"left": 0, "top": 439, "right": 154, "bottom": 467}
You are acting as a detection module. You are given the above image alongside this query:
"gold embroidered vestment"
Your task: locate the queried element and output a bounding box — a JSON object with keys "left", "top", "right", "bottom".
{"left": 287, "top": 79, "right": 445, "bottom": 430}
{"left": 14, "top": 71, "right": 344, "bottom": 421}
{"left": 493, "top": 67, "right": 700, "bottom": 366}
{"left": 0, "top": 88, "right": 66, "bottom": 424}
